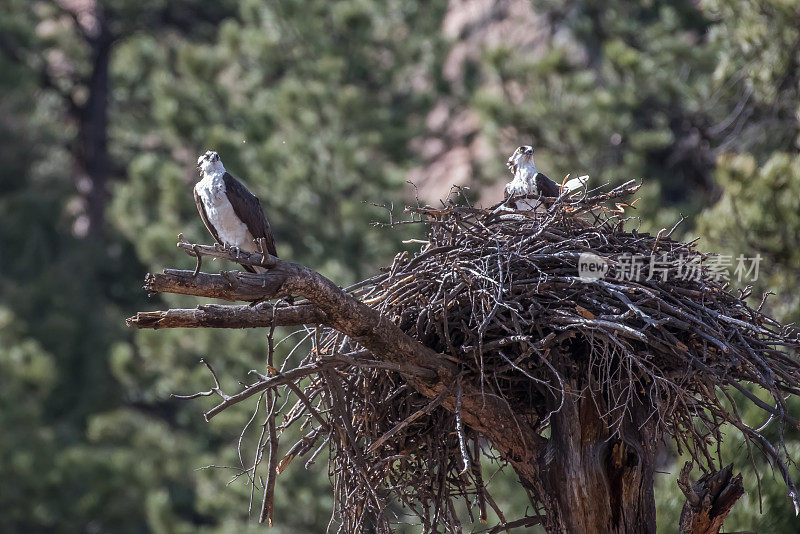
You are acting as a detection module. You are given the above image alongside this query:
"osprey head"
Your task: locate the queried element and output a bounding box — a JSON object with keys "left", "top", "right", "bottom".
{"left": 197, "top": 150, "right": 225, "bottom": 174}
{"left": 507, "top": 145, "right": 535, "bottom": 172}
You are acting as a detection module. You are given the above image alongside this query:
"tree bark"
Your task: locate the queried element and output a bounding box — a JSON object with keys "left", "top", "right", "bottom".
{"left": 532, "top": 378, "right": 657, "bottom": 533}
{"left": 128, "top": 302, "right": 328, "bottom": 329}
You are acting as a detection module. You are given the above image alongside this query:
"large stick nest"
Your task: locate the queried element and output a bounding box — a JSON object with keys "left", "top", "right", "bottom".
{"left": 277, "top": 183, "right": 800, "bottom": 532}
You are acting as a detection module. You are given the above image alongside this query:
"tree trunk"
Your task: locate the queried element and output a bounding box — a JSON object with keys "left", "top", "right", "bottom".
{"left": 529, "top": 372, "right": 657, "bottom": 534}
{"left": 77, "top": 17, "right": 114, "bottom": 237}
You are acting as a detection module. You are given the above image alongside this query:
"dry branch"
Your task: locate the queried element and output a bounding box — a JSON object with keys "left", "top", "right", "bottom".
{"left": 678, "top": 462, "right": 745, "bottom": 534}
{"left": 201, "top": 359, "right": 339, "bottom": 421}
{"left": 127, "top": 302, "right": 326, "bottom": 329}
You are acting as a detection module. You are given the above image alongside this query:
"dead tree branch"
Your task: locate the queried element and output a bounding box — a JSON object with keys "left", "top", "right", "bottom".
{"left": 678, "top": 462, "right": 746, "bottom": 534}
{"left": 127, "top": 302, "right": 327, "bottom": 329}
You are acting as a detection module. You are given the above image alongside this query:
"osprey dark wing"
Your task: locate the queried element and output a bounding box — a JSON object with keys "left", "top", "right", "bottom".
{"left": 221, "top": 172, "right": 278, "bottom": 258}
{"left": 535, "top": 172, "right": 560, "bottom": 198}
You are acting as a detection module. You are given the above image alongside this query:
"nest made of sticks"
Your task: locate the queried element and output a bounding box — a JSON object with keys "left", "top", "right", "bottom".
{"left": 280, "top": 182, "right": 800, "bottom": 532}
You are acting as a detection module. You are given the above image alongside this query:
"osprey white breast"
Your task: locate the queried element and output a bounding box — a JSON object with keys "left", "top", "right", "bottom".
{"left": 194, "top": 170, "right": 257, "bottom": 251}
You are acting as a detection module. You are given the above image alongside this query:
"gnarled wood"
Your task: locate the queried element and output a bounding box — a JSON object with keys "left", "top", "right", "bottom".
{"left": 527, "top": 363, "right": 658, "bottom": 533}
{"left": 678, "top": 463, "right": 745, "bottom": 534}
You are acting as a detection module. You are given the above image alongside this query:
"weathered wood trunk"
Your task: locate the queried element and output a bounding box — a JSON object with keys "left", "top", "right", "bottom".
{"left": 525, "top": 354, "right": 657, "bottom": 534}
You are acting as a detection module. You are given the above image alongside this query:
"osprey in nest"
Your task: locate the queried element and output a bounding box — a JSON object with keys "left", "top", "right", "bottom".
{"left": 194, "top": 150, "right": 277, "bottom": 273}
{"left": 504, "top": 145, "right": 586, "bottom": 211}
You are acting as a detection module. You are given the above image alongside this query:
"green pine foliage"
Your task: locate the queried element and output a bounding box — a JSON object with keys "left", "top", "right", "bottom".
{"left": 682, "top": 4, "right": 800, "bottom": 525}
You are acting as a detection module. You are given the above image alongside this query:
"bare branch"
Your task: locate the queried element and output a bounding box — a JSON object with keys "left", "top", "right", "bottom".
{"left": 141, "top": 269, "right": 289, "bottom": 302}
{"left": 455, "top": 378, "right": 471, "bottom": 475}
{"left": 678, "top": 462, "right": 745, "bottom": 534}
{"left": 178, "top": 241, "right": 278, "bottom": 268}
{"left": 171, "top": 359, "right": 229, "bottom": 401}
{"left": 203, "top": 359, "right": 340, "bottom": 421}
{"left": 259, "top": 318, "right": 280, "bottom": 526}
{"left": 368, "top": 388, "right": 448, "bottom": 453}
{"left": 127, "top": 302, "right": 327, "bottom": 329}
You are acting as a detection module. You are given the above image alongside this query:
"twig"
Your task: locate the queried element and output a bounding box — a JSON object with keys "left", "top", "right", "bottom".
{"left": 171, "top": 359, "right": 230, "bottom": 401}
{"left": 455, "top": 379, "right": 470, "bottom": 475}
{"left": 368, "top": 389, "right": 448, "bottom": 453}
{"left": 259, "top": 315, "right": 280, "bottom": 525}
{"left": 202, "top": 360, "right": 341, "bottom": 421}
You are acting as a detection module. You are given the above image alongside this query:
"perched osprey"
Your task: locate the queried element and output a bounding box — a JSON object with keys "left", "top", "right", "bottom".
{"left": 194, "top": 151, "right": 277, "bottom": 273}
{"left": 503, "top": 145, "right": 561, "bottom": 212}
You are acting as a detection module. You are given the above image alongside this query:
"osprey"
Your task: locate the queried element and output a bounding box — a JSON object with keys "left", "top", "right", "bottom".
{"left": 194, "top": 151, "right": 277, "bottom": 273}
{"left": 503, "top": 145, "right": 561, "bottom": 212}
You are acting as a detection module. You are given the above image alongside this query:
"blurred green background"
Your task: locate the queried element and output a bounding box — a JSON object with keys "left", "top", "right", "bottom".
{"left": 1, "top": 0, "right": 798, "bottom": 532}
